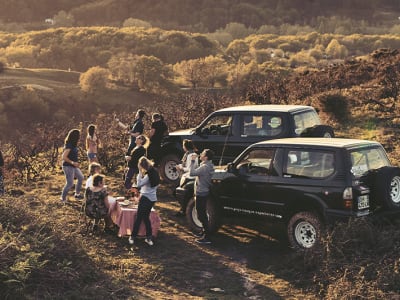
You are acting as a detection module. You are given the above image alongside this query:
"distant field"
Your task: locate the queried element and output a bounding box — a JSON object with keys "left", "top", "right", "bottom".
{"left": 0, "top": 67, "right": 156, "bottom": 109}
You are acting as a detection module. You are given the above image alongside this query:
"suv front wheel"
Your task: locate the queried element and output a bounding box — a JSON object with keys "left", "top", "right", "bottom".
{"left": 287, "top": 212, "right": 322, "bottom": 250}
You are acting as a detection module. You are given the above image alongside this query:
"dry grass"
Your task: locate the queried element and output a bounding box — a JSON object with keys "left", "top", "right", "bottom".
{"left": 1, "top": 169, "right": 399, "bottom": 299}
{"left": 0, "top": 171, "right": 323, "bottom": 299}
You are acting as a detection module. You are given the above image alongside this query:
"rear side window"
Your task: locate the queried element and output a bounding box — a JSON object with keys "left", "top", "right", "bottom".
{"left": 241, "top": 114, "right": 283, "bottom": 137}
{"left": 350, "top": 147, "right": 390, "bottom": 177}
{"left": 293, "top": 110, "right": 321, "bottom": 136}
{"left": 285, "top": 149, "right": 335, "bottom": 178}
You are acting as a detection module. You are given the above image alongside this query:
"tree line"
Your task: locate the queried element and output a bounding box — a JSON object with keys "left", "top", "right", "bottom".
{"left": 2, "top": 27, "right": 400, "bottom": 95}
{"left": 0, "top": 0, "right": 399, "bottom": 33}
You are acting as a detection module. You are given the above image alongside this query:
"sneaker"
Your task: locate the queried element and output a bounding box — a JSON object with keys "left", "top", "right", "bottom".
{"left": 144, "top": 238, "right": 154, "bottom": 246}
{"left": 128, "top": 236, "right": 135, "bottom": 245}
{"left": 196, "top": 237, "right": 211, "bottom": 245}
{"left": 74, "top": 194, "right": 84, "bottom": 200}
{"left": 193, "top": 230, "right": 204, "bottom": 238}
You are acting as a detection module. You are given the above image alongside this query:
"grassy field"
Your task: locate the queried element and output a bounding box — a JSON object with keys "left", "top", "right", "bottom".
{"left": 1, "top": 167, "right": 400, "bottom": 299}
{"left": 0, "top": 171, "right": 322, "bottom": 299}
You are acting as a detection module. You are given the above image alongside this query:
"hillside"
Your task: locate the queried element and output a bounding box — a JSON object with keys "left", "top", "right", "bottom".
{"left": 0, "top": 0, "right": 399, "bottom": 32}
{"left": 1, "top": 48, "right": 400, "bottom": 298}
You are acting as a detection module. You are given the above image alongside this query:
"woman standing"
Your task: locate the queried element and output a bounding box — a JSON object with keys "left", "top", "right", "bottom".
{"left": 128, "top": 156, "right": 159, "bottom": 246}
{"left": 61, "top": 129, "right": 84, "bottom": 203}
{"left": 86, "top": 124, "right": 100, "bottom": 163}
{"left": 124, "top": 135, "right": 148, "bottom": 190}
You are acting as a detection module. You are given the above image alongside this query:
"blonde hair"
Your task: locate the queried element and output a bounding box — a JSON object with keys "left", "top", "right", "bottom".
{"left": 88, "top": 162, "right": 101, "bottom": 175}
{"left": 138, "top": 156, "right": 153, "bottom": 171}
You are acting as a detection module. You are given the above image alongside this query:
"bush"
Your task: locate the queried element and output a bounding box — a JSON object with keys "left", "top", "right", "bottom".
{"left": 318, "top": 93, "right": 349, "bottom": 122}
{"left": 79, "top": 66, "right": 110, "bottom": 94}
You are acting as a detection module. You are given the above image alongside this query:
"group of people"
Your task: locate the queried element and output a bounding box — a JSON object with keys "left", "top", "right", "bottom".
{"left": 60, "top": 108, "right": 216, "bottom": 245}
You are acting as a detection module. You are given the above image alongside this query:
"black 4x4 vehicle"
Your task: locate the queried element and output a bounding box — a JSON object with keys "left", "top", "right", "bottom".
{"left": 159, "top": 105, "right": 334, "bottom": 184}
{"left": 179, "top": 138, "right": 400, "bottom": 250}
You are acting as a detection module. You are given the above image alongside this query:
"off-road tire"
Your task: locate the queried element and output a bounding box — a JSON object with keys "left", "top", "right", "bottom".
{"left": 159, "top": 154, "right": 181, "bottom": 185}
{"left": 301, "top": 125, "right": 335, "bottom": 138}
{"left": 185, "top": 197, "right": 221, "bottom": 233}
{"left": 374, "top": 166, "right": 400, "bottom": 210}
{"left": 287, "top": 211, "right": 322, "bottom": 250}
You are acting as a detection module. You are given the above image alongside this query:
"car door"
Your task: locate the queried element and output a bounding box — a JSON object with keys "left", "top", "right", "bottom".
{"left": 219, "top": 147, "right": 279, "bottom": 218}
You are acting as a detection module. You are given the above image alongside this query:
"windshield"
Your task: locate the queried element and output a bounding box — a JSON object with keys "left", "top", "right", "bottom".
{"left": 350, "top": 146, "right": 390, "bottom": 177}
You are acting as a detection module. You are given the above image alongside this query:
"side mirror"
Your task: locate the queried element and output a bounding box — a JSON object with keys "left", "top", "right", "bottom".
{"left": 227, "top": 162, "right": 234, "bottom": 172}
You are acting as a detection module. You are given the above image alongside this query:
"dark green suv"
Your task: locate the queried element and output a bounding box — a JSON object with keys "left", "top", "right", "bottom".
{"left": 180, "top": 138, "right": 400, "bottom": 250}
{"left": 159, "top": 105, "right": 334, "bottom": 184}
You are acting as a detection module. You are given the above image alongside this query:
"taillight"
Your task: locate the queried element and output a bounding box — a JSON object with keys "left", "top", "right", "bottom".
{"left": 343, "top": 187, "right": 353, "bottom": 209}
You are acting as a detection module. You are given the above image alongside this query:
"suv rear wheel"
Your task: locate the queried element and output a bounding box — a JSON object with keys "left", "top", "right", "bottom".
{"left": 186, "top": 197, "right": 220, "bottom": 233}
{"left": 287, "top": 212, "right": 322, "bottom": 250}
{"left": 159, "top": 154, "right": 181, "bottom": 184}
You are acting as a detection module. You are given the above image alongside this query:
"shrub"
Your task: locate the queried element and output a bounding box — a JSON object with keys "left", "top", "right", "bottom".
{"left": 317, "top": 93, "right": 349, "bottom": 122}
{"left": 79, "top": 66, "right": 110, "bottom": 94}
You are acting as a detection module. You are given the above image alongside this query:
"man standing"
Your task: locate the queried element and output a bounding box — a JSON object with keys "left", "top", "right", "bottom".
{"left": 116, "top": 109, "right": 146, "bottom": 155}
{"left": 189, "top": 149, "right": 215, "bottom": 244}
{"left": 148, "top": 113, "right": 168, "bottom": 163}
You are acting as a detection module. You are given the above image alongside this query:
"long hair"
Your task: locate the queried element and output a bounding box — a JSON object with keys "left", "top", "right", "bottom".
{"left": 65, "top": 129, "right": 80, "bottom": 147}
{"left": 87, "top": 124, "right": 96, "bottom": 138}
{"left": 138, "top": 156, "right": 153, "bottom": 172}
{"left": 183, "top": 139, "right": 196, "bottom": 151}
{"left": 137, "top": 134, "right": 149, "bottom": 149}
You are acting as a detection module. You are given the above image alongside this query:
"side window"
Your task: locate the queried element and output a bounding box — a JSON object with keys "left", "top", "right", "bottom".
{"left": 350, "top": 147, "right": 390, "bottom": 176}
{"left": 200, "top": 115, "right": 232, "bottom": 136}
{"left": 285, "top": 149, "right": 335, "bottom": 178}
{"left": 236, "top": 149, "right": 275, "bottom": 176}
{"left": 242, "top": 114, "right": 283, "bottom": 137}
{"left": 293, "top": 111, "right": 321, "bottom": 136}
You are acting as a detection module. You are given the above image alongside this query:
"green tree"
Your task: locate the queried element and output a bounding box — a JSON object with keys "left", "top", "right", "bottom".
{"left": 326, "top": 39, "right": 348, "bottom": 59}
{"left": 226, "top": 39, "right": 250, "bottom": 62}
{"left": 202, "top": 55, "right": 228, "bottom": 87}
{"left": 79, "top": 66, "right": 110, "bottom": 93}
{"left": 174, "top": 58, "right": 206, "bottom": 88}
{"left": 131, "top": 55, "right": 173, "bottom": 94}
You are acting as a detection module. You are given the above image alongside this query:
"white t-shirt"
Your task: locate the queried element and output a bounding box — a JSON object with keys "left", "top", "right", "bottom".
{"left": 85, "top": 175, "right": 93, "bottom": 189}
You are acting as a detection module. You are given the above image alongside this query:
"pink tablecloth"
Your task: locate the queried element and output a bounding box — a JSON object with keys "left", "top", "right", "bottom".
{"left": 109, "top": 197, "right": 161, "bottom": 237}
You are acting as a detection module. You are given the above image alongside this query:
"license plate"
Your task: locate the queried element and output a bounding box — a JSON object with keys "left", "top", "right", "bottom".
{"left": 358, "top": 195, "right": 369, "bottom": 210}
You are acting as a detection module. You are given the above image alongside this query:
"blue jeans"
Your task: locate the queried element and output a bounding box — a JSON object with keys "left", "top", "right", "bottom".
{"left": 61, "top": 165, "right": 84, "bottom": 200}
{"left": 132, "top": 196, "right": 155, "bottom": 239}
{"left": 124, "top": 167, "right": 138, "bottom": 189}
